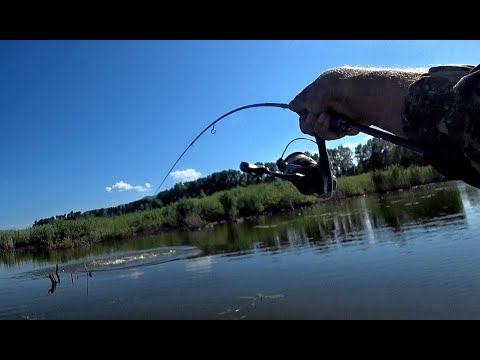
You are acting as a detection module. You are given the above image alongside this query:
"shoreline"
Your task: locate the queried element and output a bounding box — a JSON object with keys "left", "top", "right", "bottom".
{"left": 0, "top": 166, "right": 446, "bottom": 254}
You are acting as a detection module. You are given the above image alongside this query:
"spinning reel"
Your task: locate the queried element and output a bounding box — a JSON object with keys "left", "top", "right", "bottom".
{"left": 240, "top": 136, "right": 337, "bottom": 197}
{"left": 239, "top": 109, "right": 423, "bottom": 197}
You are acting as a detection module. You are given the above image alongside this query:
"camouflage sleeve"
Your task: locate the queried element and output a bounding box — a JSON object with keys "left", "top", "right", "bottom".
{"left": 402, "top": 64, "right": 480, "bottom": 188}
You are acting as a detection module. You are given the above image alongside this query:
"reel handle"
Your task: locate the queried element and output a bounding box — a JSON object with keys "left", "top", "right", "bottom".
{"left": 239, "top": 162, "right": 268, "bottom": 175}
{"left": 239, "top": 161, "right": 304, "bottom": 181}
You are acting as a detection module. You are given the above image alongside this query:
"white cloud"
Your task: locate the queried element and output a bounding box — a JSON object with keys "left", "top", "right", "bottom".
{"left": 106, "top": 181, "right": 151, "bottom": 193}
{"left": 170, "top": 169, "right": 201, "bottom": 182}
{"left": 363, "top": 135, "right": 373, "bottom": 141}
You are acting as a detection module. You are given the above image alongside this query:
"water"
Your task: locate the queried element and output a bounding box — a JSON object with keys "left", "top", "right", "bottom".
{"left": 1, "top": 181, "right": 480, "bottom": 319}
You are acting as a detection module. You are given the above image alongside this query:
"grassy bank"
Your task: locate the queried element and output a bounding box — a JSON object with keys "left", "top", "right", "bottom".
{"left": 0, "top": 165, "right": 445, "bottom": 252}
{"left": 338, "top": 165, "right": 445, "bottom": 197}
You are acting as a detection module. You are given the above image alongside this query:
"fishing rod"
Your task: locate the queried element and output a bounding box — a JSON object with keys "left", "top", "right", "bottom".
{"left": 154, "top": 103, "right": 289, "bottom": 195}
{"left": 326, "top": 112, "right": 423, "bottom": 154}
{"left": 155, "top": 103, "right": 424, "bottom": 197}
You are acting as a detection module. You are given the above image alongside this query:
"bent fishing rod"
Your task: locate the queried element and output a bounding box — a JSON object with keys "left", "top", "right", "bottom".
{"left": 155, "top": 103, "right": 424, "bottom": 197}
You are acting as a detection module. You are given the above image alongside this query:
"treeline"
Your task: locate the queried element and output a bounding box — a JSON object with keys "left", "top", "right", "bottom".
{"left": 325, "top": 137, "right": 426, "bottom": 177}
{"left": 33, "top": 165, "right": 279, "bottom": 226}
{"left": 33, "top": 138, "right": 426, "bottom": 227}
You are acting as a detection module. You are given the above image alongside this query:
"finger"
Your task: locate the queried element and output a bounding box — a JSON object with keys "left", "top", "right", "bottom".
{"left": 313, "top": 112, "right": 351, "bottom": 140}
{"left": 299, "top": 112, "right": 317, "bottom": 135}
{"left": 288, "top": 93, "right": 306, "bottom": 114}
{"left": 289, "top": 81, "right": 318, "bottom": 114}
{"left": 347, "top": 129, "right": 360, "bottom": 137}
{"left": 313, "top": 113, "right": 339, "bottom": 140}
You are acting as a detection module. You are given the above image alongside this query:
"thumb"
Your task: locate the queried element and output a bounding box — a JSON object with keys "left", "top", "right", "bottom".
{"left": 288, "top": 95, "right": 306, "bottom": 115}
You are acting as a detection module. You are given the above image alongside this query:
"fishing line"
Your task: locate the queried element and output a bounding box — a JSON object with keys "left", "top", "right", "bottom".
{"left": 280, "top": 137, "right": 318, "bottom": 159}
{"left": 154, "top": 102, "right": 289, "bottom": 195}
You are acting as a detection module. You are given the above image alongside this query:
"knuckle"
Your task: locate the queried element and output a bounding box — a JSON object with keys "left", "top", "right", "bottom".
{"left": 319, "top": 67, "right": 348, "bottom": 82}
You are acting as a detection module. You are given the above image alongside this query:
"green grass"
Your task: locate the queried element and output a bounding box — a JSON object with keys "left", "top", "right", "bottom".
{"left": 337, "top": 173, "right": 375, "bottom": 197}
{"left": 0, "top": 165, "right": 445, "bottom": 252}
{"left": 370, "top": 166, "right": 444, "bottom": 193}
{"left": 337, "top": 166, "right": 444, "bottom": 196}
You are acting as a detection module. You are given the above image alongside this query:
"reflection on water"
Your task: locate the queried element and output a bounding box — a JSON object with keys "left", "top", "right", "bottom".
{"left": 183, "top": 181, "right": 470, "bottom": 256}
{"left": 1, "top": 181, "right": 480, "bottom": 319}
{"left": 185, "top": 255, "right": 214, "bottom": 273}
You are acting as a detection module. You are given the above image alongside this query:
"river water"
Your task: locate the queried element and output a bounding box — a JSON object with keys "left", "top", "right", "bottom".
{"left": 1, "top": 181, "right": 480, "bottom": 319}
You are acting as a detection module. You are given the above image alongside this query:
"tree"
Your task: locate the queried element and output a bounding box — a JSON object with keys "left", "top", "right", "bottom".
{"left": 264, "top": 162, "right": 278, "bottom": 173}
{"left": 337, "top": 146, "right": 355, "bottom": 176}
{"left": 327, "top": 146, "right": 354, "bottom": 177}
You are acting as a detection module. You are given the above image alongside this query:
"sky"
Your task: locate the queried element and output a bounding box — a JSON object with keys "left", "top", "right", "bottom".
{"left": 1, "top": 40, "right": 480, "bottom": 229}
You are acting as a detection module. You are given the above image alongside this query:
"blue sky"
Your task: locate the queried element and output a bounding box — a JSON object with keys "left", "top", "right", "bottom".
{"left": 1, "top": 40, "right": 480, "bottom": 229}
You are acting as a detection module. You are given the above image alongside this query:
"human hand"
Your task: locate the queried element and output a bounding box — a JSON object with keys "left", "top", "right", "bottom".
{"left": 288, "top": 67, "right": 425, "bottom": 140}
